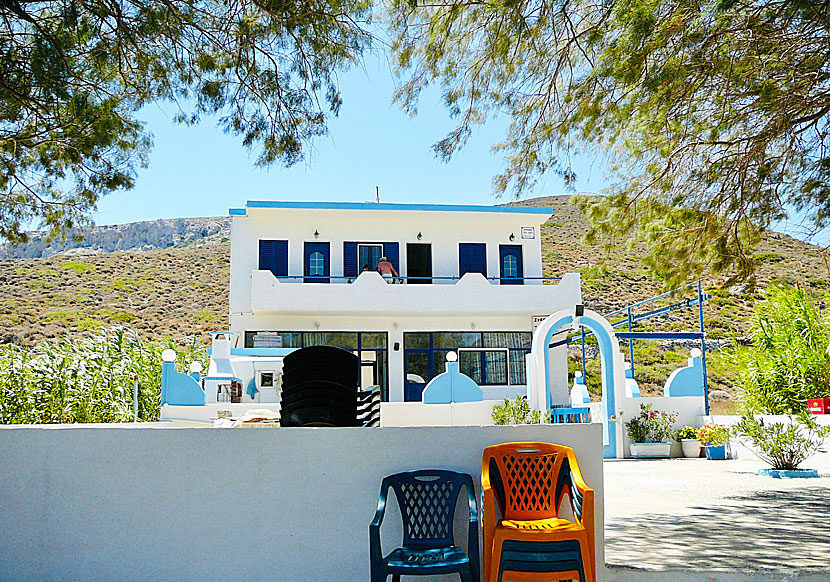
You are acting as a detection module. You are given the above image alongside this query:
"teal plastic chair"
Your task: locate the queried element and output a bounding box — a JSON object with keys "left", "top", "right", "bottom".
{"left": 369, "top": 470, "right": 480, "bottom": 582}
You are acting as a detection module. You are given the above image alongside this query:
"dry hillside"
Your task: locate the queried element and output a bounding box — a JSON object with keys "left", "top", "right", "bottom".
{"left": 1, "top": 195, "right": 827, "bottom": 401}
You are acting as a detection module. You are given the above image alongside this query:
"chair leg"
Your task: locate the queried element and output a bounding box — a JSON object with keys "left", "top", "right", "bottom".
{"left": 459, "top": 563, "right": 475, "bottom": 582}
{"left": 391, "top": 575, "right": 400, "bottom": 582}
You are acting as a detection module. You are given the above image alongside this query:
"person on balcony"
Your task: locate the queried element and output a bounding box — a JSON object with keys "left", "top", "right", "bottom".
{"left": 377, "top": 256, "right": 398, "bottom": 283}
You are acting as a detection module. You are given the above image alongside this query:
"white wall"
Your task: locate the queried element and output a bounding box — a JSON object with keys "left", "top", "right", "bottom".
{"left": 230, "top": 206, "right": 551, "bottom": 315}
{"left": 0, "top": 423, "right": 604, "bottom": 582}
{"left": 620, "top": 396, "right": 707, "bottom": 458}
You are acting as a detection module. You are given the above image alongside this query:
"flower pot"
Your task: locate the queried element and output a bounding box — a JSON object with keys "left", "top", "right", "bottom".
{"left": 629, "top": 442, "right": 671, "bottom": 458}
{"left": 680, "top": 439, "right": 701, "bottom": 458}
{"left": 705, "top": 444, "right": 728, "bottom": 460}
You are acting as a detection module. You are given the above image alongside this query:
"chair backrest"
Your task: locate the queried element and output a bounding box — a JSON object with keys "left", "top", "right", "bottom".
{"left": 384, "top": 470, "right": 471, "bottom": 550}
{"left": 482, "top": 442, "right": 573, "bottom": 521}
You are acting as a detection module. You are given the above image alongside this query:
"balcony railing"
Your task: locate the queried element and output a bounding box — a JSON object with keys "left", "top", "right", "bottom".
{"left": 262, "top": 274, "right": 563, "bottom": 285}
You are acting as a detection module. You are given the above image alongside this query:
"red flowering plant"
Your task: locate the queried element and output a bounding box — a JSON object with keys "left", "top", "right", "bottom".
{"left": 624, "top": 403, "right": 679, "bottom": 443}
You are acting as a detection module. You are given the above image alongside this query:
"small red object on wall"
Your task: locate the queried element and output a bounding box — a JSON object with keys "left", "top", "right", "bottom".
{"left": 807, "top": 398, "right": 830, "bottom": 414}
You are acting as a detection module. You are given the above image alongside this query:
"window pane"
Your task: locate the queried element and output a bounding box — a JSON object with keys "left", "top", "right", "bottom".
{"left": 359, "top": 245, "right": 383, "bottom": 271}
{"left": 503, "top": 255, "right": 518, "bottom": 277}
{"left": 304, "top": 332, "right": 358, "bottom": 350}
{"left": 432, "top": 350, "right": 452, "bottom": 379}
{"left": 484, "top": 351, "right": 508, "bottom": 384}
{"left": 433, "top": 332, "right": 481, "bottom": 348}
{"left": 310, "top": 251, "right": 324, "bottom": 275}
{"left": 459, "top": 351, "right": 482, "bottom": 384}
{"left": 360, "top": 332, "right": 387, "bottom": 349}
{"left": 406, "top": 353, "right": 429, "bottom": 384}
{"left": 404, "top": 333, "right": 430, "bottom": 349}
{"left": 510, "top": 349, "right": 530, "bottom": 384}
{"left": 483, "top": 332, "right": 532, "bottom": 349}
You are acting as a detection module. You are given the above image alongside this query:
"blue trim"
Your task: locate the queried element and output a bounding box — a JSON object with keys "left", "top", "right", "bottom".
{"left": 539, "top": 314, "right": 617, "bottom": 458}
{"left": 229, "top": 208, "right": 247, "bottom": 215}
{"left": 243, "top": 200, "right": 553, "bottom": 215}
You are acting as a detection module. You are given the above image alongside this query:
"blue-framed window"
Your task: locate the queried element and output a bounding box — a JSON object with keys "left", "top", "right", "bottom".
{"left": 403, "top": 331, "right": 531, "bottom": 401}
{"left": 244, "top": 331, "right": 389, "bottom": 399}
{"left": 499, "top": 245, "right": 523, "bottom": 285}
{"left": 304, "top": 242, "right": 330, "bottom": 283}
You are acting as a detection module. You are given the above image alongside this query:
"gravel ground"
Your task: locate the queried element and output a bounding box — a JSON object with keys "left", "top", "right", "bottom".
{"left": 603, "top": 451, "right": 830, "bottom": 573}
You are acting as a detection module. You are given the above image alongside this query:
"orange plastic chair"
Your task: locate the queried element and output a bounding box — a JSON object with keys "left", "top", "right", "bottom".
{"left": 481, "top": 442, "right": 595, "bottom": 582}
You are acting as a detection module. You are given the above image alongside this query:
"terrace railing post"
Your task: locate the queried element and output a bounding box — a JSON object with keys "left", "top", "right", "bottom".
{"left": 627, "top": 307, "right": 634, "bottom": 375}
{"left": 581, "top": 328, "right": 586, "bottom": 379}
{"left": 133, "top": 375, "right": 139, "bottom": 422}
{"left": 698, "top": 280, "right": 710, "bottom": 415}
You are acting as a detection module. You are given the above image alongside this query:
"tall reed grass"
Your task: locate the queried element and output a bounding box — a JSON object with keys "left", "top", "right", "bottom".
{"left": 0, "top": 327, "right": 207, "bottom": 424}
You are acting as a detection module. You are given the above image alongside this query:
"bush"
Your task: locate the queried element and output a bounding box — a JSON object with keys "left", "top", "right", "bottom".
{"left": 731, "top": 413, "right": 830, "bottom": 470}
{"left": 729, "top": 285, "right": 830, "bottom": 413}
{"left": 0, "top": 326, "right": 207, "bottom": 424}
{"left": 674, "top": 425, "right": 698, "bottom": 441}
{"left": 624, "top": 403, "right": 678, "bottom": 443}
{"left": 698, "top": 423, "right": 730, "bottom": 446}
{"left": 492, "top": 396, "right": 542, "bottom": 425}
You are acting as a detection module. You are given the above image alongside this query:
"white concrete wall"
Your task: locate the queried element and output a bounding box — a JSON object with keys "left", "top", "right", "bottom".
{"left": 0, "top": 423, "right": 604, "bottom": 582}
{"left": 229, "top": 205, "right": 551, "bottom": 315}
{"left": 620, "top": 396, "right": 707, "bottom": 458}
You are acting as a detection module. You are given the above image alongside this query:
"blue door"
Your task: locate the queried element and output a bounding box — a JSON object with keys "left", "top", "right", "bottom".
{"left": 499, "top": 245, "right": 524, "bottom": 285}
{"left": 304, "top": 242, "right": 330, "bottom": 283}
{"left": 459, "top": 243, "right": 486, "bottom": 278}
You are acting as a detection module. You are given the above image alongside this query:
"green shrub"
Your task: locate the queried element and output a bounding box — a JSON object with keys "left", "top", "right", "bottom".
{"left": 728, "top": 285, "right": 830, "bottom": 413}
{"left": 492, "top": 396, "right": 542, "bottom": 425}
{"left": 0, "top": 327, "right": 207, "bottom": 424}
{"left": 732, "top": 414, "right": 830, "bottom": 470}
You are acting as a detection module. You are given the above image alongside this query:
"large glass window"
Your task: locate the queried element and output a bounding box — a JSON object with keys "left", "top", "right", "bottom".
{"left": 403, "top": 331, "right": 532, "bottom": 391}
{"left": 244, "top": 331, "right": 388, "bottom": 397}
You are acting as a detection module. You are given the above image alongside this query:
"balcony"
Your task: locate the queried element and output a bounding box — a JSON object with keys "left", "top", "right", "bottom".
{"left": 249, "top": 270, "right": 582, "bottom": 316}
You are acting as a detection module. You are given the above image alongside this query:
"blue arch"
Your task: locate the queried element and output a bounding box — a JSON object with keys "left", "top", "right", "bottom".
{"left": 535, "top": 314, "right": 618, "bottom": 458}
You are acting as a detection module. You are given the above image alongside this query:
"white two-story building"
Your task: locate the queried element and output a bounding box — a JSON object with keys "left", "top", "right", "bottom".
{"left": 228, "top": 200, "right": 582, "bottom": 403}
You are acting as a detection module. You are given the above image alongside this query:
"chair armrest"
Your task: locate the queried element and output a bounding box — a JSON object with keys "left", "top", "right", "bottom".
{"left": 566, "top": 450, "right": 596, "bottom": 581}
{"left": 480, "top": 473, "right": 497, "bottom": 582}
{"left": 369, "top": 482, "right": 389, "bottom": 564}
{"left": 463, "top": 475, "right": 480, "bottom": 577}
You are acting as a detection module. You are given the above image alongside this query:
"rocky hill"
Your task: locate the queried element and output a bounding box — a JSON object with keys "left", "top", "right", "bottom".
{"left": 0, "top": 217, "right": 230, "bottom": 258}
{"left": 1, "top": 195, "right": 827, "bottom": 404}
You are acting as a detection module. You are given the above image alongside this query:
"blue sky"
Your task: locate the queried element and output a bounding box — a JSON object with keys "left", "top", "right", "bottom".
{"left": 92, "top": 52, "right": 611, "bottom": 226}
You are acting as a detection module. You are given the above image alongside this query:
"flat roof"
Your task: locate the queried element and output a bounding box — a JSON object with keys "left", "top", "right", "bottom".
{"left": 229, "top": 201, "right": 553, "bottom": 216}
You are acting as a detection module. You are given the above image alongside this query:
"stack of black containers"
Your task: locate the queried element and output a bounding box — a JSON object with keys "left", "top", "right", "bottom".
{"left": 279, "top": 346, "right": 360, "bottom": 427}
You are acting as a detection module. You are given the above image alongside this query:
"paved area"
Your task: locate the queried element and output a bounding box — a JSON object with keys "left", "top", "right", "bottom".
{"left": 603, "top": 451, "right": 830, "bottom": 576}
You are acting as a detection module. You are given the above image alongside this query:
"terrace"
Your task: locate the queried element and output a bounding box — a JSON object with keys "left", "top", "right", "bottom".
{"left": 1, "top": 422, "right": 827, "bottom": 582}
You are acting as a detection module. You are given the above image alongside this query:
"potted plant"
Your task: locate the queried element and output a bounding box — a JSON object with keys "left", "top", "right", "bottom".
{"left": 674, "top": 425, "right": 701, "bottom": 458}
{"left": 732, "top": 413, "right": 830, "bottom": 477}
{"left": 625, "top": 403, "right": 678, "bottom": 458}
{"left": 698, "top": 423, "right": 730, "bottom": 459}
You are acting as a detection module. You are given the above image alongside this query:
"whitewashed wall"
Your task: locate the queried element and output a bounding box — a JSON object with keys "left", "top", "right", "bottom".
{"left": 620, "top": 396, "right": 707, "bottom": 458}
{"left": 229, "top": 205, "right": 550, "bottom": 315}
{"left": 0, "top": 423, "right": 604, "bottom": 582}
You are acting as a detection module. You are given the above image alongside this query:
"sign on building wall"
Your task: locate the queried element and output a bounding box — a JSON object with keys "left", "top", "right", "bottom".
{"left": 521, "top": 226, "right": 535, "bottom": 239}
{"left": 532, "top": 315, "right": 549, "bottom": 331}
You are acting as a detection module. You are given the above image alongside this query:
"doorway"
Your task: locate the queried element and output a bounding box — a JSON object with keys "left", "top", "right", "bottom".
{"left": 406, "top": 243, "right": 432, "bottom": 284}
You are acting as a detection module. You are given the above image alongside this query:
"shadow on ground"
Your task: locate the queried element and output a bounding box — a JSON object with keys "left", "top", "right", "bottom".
{"left": 605, "top": 487, "right": 830, "bottom": 571}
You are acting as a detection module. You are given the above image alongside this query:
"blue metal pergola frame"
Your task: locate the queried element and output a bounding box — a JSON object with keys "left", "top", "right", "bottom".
{"left": 551, "top": 280, "right": 712, "bottom": 413}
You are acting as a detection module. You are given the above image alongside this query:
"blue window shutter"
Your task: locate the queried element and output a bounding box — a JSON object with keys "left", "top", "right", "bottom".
{"left": 258, "top": 240, "right": 288, "bottom": 277}
{"left": 343, "top": 241, "right": 358, "bottom": 277}
{"left": 459, "top": 243, "right": 486, "bottom": 277}
{"left": 383, "top": 242, "right": 399, "bottom": 273}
